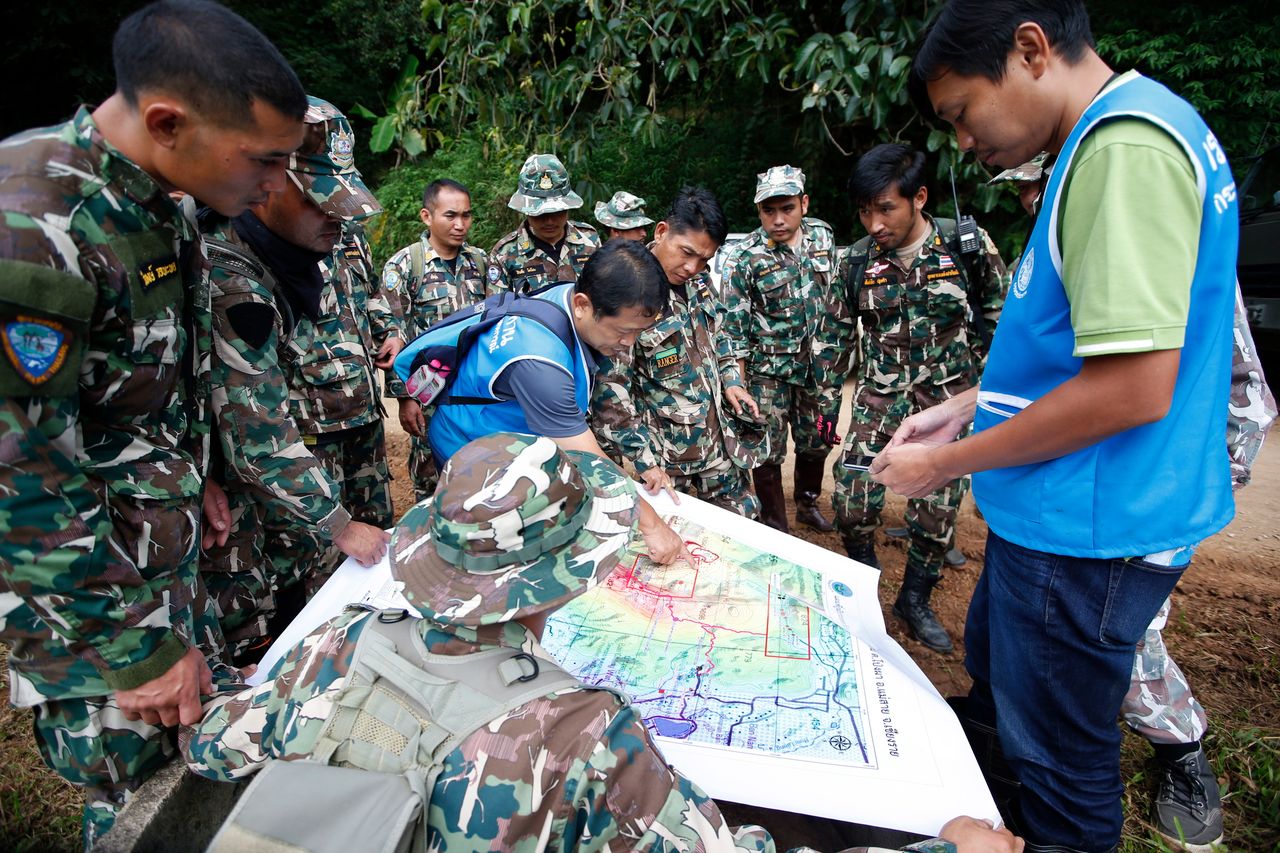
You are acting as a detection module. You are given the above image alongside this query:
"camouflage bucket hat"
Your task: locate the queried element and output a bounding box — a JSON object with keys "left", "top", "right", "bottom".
{"left": 507, "top": 154, "right": 584, "bottom": 215}
{"left": 287, "top": 95, "right": 383, "bottom": 221}
{"left": 594, "top": 191, "right": 654, "bottom": 229}
{"left": 721, "top": 403, "right": 770, "bottom": 470}
{"left": 988, "top": 152, "right": 1048, "bottom": 185}
{"left": 390, "top": 433, "right": 640, "bottom": 626}
{"left": 753, "top": 164, "right": 806, "bottom": 203}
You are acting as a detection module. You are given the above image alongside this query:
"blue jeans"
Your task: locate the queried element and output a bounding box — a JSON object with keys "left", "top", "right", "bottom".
{"left": 965, "top": 531, "right": 1186, "bottom": 853}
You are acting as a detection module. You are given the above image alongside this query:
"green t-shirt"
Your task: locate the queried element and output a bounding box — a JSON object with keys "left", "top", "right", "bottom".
{"left": 1058, "top": 83, "right": 1203, "bottom": 357}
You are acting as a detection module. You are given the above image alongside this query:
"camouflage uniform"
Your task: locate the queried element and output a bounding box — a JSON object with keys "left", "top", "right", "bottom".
{"left": 201, "top": 223, "right": 352, "bottom": 659}
{"left": 486, "top": 153, "right": 600, "bottom": 294}
{"left": 592, "top": 269, "right": 761, "bottom": 518}
{"left": 381, "top": 233, "right": 487, "bottom": 499}
{"left": 184, "top": 433, "right": 958, "bottom": 853}
{"left": 833, "top": 214, "right": 1006, "bottom": 580}
{"left": 264, "top": 99, "right": 396, "bottom": 594}
{"left": 0, "top": 107, "right": 232, "bottom": 843}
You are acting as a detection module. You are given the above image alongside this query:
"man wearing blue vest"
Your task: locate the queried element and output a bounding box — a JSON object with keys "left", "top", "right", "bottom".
{"left": 874, "top": 2, "right": 1237, "bottom": 851}
{"left": 428, "top": 239, "right": 692, "bottom": 577}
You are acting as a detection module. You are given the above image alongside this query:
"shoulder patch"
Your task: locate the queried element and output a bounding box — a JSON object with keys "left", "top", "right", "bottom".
{"left": 383, "top": 269, "right": 401, "bottom": 289}
{"left": 487, "top": 265, "right": 501, "bottom": 284}
{"left": 2, "top": 316, "right": 71, "bottom": 386}
{"left": 225, "top": 302, "right": 276, "bottom": 351}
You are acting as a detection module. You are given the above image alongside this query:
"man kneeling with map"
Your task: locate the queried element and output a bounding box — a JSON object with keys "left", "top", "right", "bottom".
{"left": 182, "top": 433, "right": 1020, "bottom": 853}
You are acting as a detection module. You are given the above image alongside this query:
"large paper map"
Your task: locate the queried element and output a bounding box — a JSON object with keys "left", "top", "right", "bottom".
{"left": 251, "top": 492, "right": 999, "bottom": 836}
{"left": 543, "top": 514, "right": 876, "bottom": 768}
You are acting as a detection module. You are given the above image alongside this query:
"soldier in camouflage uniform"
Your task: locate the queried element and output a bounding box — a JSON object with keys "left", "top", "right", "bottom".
{"left": 594, "top": 190, "right": 655, "bottom": 242}
{"left": 382, "top": 178, "right": 487, "bottom": 500}
{"left": 184, "top": 433, "right": 1020, "bottom": 853}
{"left": 722, "top": 166, "right": 845, "bottom": 533}
{"left": 593, "top": 188, "right": 764, "bottom": 518}
{"left": 0, "top": 1, "right": 307, "bottom": 843}
{"left": 259, "top": 99, "right": 402, "bottom": 597}
{"left": 487, "top": 154, "right": 601, "bottom": 294}
{"left": 834, "top": 144, "right": 1005, "bottom": 654}
{"left": 200, "top": 98, "right": 395, "bottom": 663}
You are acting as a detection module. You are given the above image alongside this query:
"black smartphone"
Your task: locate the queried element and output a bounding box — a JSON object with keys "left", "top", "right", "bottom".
{"left": 841, "top": 453, "right": 876, "bottom": 471}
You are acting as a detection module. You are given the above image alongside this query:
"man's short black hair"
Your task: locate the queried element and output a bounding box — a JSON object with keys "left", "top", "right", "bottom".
{"left": 663, "top": 186, "right": 728, "bottom": 246}
{"left": 848, "top": 144, "right": 928, "bottom": 207}
{"left": 575, "top": 240, "right": 667, "bottom": 318}
{"left": 910, "top": 0, "right": 1095, "bottom": 112}
{"left": 113, "top": 0, "right": 307, "bottom": 126}
{"left": 423, "top": 179, "right": 471, "bottom": 211}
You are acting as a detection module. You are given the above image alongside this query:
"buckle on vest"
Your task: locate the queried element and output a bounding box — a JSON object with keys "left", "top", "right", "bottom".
{"left": 378, "top": 608, "right": 411, "bottom": 623}
{"left": 510, "top": 652, "right": 540, "bottom": 682}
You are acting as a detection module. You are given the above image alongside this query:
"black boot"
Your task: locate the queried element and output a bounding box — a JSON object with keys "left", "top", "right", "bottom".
{"left": 842, "top": 536, "right": 880, "bottom": 570}
{"left": 893, "top": 563, "right": 954, "bottom": 653}
{"left": 752, "top": 464, "right": 790, "bottom": 533}
{"left": 793, "top": 453, "right": 834, "bottom": 531}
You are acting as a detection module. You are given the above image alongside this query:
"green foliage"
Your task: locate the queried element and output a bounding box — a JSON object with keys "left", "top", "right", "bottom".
{"left": 1093, "top": 0, "right": 1280, "bottom": 175}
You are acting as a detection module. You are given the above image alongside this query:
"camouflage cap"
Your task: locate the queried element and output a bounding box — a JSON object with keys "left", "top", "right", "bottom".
{"left": 987, "top": 152, "right": 1049, "bottom": 185}
{"left": 507, "top": 154, "right": 584, "bottom": 215}
{"left": 594, "top": 191, "right": 654, "bottom": 229}
{"left": 390, "top": 433, "right": 640, "bottom": 626}
{"left": 287, "top": 95, "right": 383, "bottom": 221}
{"left": 753, "top": 164, "right": 806, "bottom": 203}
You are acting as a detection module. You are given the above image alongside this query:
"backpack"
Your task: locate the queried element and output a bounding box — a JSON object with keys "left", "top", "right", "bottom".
{"left": 843, "top": 217, "right": 993, "bottom": 348}
{"left": 392, "top": 286, "right": 575, "bottom": 407}
{"left": 209, "top": 608, "right": 611, "bottom": 853}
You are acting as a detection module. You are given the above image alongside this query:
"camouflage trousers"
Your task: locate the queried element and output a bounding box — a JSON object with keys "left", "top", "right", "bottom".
{"left": 407, "top": 432, "right": 440, "bottom": 504}
{"left": 747, "top": 373, "right": 837, "bottom": 464}
{"left": 1122, "top": 597, "right": 1208, "bottom": 745}
{"left": 832, "top": 383, "right": 971, "bottom": 578}
{"left": 201, "top": 496, "right": 274, "bottom": 662}
{"left": 33, "top": 695, "right": 172, "bottom": 848}
{"left": 671, "top": 455, "right": 761, "bottom": 519}
{"left": 263, "top": 419, "right": 394, "bottom": 597}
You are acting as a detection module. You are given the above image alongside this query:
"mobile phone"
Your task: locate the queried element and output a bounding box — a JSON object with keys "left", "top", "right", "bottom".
{"left": 841, "top": 453, "right": 876, "bottom": 471}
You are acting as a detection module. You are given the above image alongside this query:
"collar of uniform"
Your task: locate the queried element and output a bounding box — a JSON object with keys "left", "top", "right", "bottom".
{"left": 759, "top": 225, "right": 802, "bottom": 256}
{"left": 564, "top": 221, "right": 594, "bottom": 247}
{"left": 75, "top": 107, "right": 192, "bottom": 240}
{"left": 516, "top": 221, "right": 539, "bottom": 255}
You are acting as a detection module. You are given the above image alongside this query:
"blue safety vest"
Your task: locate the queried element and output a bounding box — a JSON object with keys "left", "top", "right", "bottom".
{"left": 972, "top": 73, "right": 1237, "bottom": 558}
{"left": 428, "top": 283, "right": 594, "bottom": 464}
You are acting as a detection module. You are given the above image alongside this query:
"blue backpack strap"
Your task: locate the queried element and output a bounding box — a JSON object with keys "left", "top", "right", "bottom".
{"left": 442, "top": 292, "right": 577, "bottom": 406}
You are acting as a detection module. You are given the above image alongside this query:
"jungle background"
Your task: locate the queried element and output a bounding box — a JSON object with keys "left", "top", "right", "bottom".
{"left": 1, "top": 1, "right": 1277, "bottom": 850}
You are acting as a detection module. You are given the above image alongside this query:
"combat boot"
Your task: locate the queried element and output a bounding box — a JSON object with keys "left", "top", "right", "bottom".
{"left": 1152, "top": 744, "right": 1223, "bottom": 852}
{"left": 842, "top": 536, "right": 880, "bottom": 570}
{"left": 752, "top": 464, "right": 789, "bottom": 533}
{"left": 892, "top": 563, "right": 953, "bottom": 653}
{"left": 793, "top": 453, "right": 834, "bottom": 531}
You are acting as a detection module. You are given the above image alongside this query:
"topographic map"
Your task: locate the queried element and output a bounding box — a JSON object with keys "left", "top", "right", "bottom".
{"left": 541, "top": 514, "right": 877, "bottom": 769}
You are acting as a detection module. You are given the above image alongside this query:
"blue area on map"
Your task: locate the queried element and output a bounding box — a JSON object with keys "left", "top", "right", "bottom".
{"left": 651, "top": 717, "right": 698, "bottom": 738}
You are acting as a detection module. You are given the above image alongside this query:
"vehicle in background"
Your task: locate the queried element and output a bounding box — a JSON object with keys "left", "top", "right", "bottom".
{"left": 707, "top": 232, "right": 748, "bottom": 295}
{"left": 1239, "top": 144, "right": 1280, "bottom": 378}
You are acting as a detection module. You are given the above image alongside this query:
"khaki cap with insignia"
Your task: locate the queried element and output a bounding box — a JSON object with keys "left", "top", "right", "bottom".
{"left": 594, "top": 191, "right": 654, "bottom": 229}
{"left": 288, "top": 95, "right": 382, "bottom": 221}
{"left": 507, "top": 154, "right": 584, "bottom": 216}
{"left": 753, "top": 164, "right": 806, "bottom": 203}
{"left": 390, "top": 433, "right": 640, "bottom": 627}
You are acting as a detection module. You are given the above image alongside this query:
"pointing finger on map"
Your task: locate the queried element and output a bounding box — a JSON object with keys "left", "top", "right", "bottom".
{"left": 640, "top": 467, "right": 682, "bottom": 504}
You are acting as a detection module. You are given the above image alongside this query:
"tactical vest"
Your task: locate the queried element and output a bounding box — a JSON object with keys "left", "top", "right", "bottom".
{"left": 973, "top": 73, "right": 1237, "bottom": 558}
{"left": 428, "top": 283, "right": 594, "bottom": 464}
{"left": 211, "top": 608, "right": 624, "bottom": 853}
